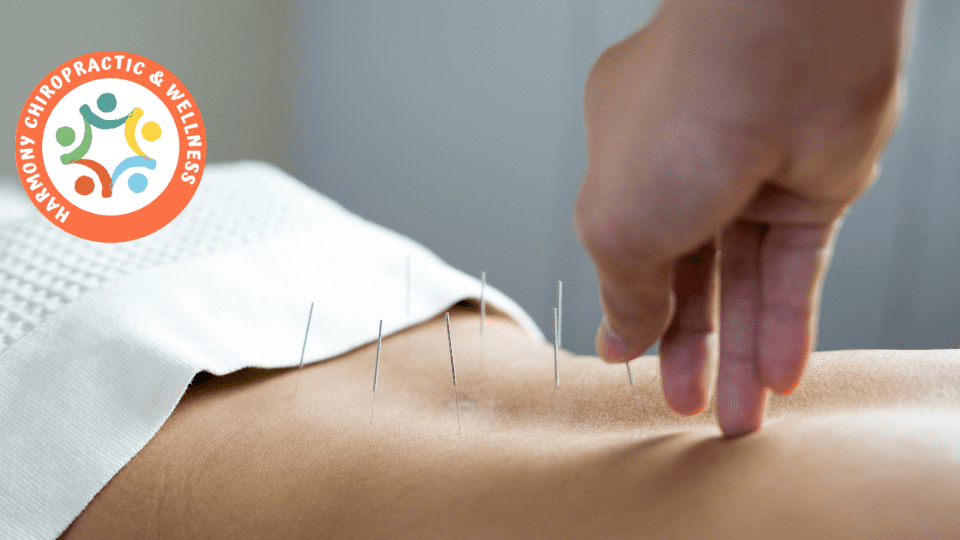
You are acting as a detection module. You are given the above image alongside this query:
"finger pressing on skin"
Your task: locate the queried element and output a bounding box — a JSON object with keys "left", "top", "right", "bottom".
{"left": 658, "top": 237, "right": 721, "bottom": 416}
{"left": 575, "top": 163, "right": 761, "bottom": 365}
{"left": 574, "top": 122, "right": 776, "bottom": 367}
{"left": 718, "top": 220, "right": 768, "bottom": 437}
{"left": 757, "top": 218, "right": 844, "bottom": 395}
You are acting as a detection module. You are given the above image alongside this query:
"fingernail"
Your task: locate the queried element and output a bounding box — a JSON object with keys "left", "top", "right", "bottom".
{"left": 599, "top": 318, "right": 629, "bottom": 362}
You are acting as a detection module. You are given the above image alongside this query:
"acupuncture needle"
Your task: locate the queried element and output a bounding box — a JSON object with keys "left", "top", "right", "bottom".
{"left": 553, "top": 307, "right": 559, "bottom": 387}
{"left": 370, "top": 319, "right": 383, "bottom": 424}
{"left": 557, "top": 280, "right": 562, "bottom": 349}
{"left": 626, "top": 360, "right": 643, "bottom": 422}
{"left": 406, "top": 254, "right": 411, "bottom": 318}
{"left": 293, "top": 301, "right": 315, "bottom": 396}
{"left": 445, "top": 312, "right": 462, "bottom": 436}
{"left": 553, "top": 307, "right": 560, "bottom": 425}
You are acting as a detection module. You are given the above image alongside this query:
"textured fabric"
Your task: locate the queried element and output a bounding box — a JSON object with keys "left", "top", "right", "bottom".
{"left": 0, "top": 181, "right": 33, "bottom": 227}
{"left": 0, "top": 161, "right": 543, "bottom": 540}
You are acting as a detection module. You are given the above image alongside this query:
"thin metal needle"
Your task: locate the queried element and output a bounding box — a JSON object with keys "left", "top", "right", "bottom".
{"left": 626, "top": 360, "right": 643, "bottom": 422}
{"left": 657, "top": 350, "right": 662, "bottom": 383}
{"left": 553, "top": 307, "right": 559, "bottom": 387}
{"left": 370, "top": 319, "right": 383, "bottom": 424}
{"left": 406, "top": 255, "right": 411, "bottom": 318}
{"left": 294, "top": 301, "right": 315, "bottom": 395}
{"left": 552, "top": 307, "right": 560, "bottom": 426}
{"left": 446, "top": 312, "right": 462, "bottom": 436}
{"left": 557, "top": 280, "right": 562, "bottom": 349}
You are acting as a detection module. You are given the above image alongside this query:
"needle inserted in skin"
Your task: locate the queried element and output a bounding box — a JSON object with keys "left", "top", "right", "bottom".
{"left": 445, "top": 312, "right": 462, "bottom": 436}
{"left": 406, "top": 255, "right": 411, "bottom": 318}
{"left": 557, "top": 280, "right": 562, "bottom": 349}
{"left": 552, "top": 307, "right": 561, "bottom": 426}
{"left": 370, "top": 319, "right": 383, "bottom": 424}
{"left": 294, "top": 301, "right": 315, "bottom": 395}
{"left": 553, "top": 307, "right": 559, "bottom": 387}
{"left": 657, "top": 351, "right": 662, "bottom": 383}
{"left": 626, "top": 360, "right": 643, "bottom": 421}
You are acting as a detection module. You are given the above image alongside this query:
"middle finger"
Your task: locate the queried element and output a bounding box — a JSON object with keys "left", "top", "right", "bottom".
{"left": 718, "top": 220, "right": 768, "bottom": 436}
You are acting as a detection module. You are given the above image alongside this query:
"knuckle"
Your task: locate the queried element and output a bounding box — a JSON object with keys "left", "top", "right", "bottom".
{"left": 720, "top": 350, "right": 758, "bottom": 371}
{"left": 584, "top": 45, "right": 623, "bottom": 109}
{"left": 850, "top": 63, "right": 899, "bottom": 120}
{"left": 601, "top": 285, "right": 672, "bottom": 336}
{"left": 574, "top": 194, "right": 620, "bottom": 257}
{"left": 576, "top": 201, "right": 669, "bottom": 266}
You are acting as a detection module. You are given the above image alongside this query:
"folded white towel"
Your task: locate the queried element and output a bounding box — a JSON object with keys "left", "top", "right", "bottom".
{"left": 0, "top": 161, "right": 543, "bottom": 540}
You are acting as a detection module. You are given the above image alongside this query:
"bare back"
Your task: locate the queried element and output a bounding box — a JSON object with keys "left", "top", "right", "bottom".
{"left": 61, "top": 307, "right": 960, "bottom": 539}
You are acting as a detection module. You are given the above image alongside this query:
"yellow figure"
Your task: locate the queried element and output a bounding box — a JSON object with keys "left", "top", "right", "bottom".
{"left": 142, "top": 121, "right": 161, "bottom": 142}
{"left": 124, "top": 108, "right": 158, "bottom": 158}
{"left": 124, "top": 108, "right": 146, "bottom": 157}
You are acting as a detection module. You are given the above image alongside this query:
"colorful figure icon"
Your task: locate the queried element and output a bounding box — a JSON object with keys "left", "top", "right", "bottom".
{"left": 68, "top": 158, "right": 113, "bottom": 198}
{"left": 111, "top": 155, "right": 157, "bottom": 194}
{"left": 124, "top": 108, "right": 162, "bottom": 158}
{"left": 58, "top": 119, "right": 92, "bottom": 164}
{"left": 74, "top": 175, "right": 95, "bottom": 196}
{"left": 79, "top": 92, "right": 129, "bottom": 129}
{"left": 56, "top": 91, "right": 163, "bottom": 197}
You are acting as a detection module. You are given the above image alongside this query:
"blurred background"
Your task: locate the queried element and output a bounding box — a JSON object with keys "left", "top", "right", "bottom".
{"left": 2, "top": 0, "right": 957, "bottom": 357}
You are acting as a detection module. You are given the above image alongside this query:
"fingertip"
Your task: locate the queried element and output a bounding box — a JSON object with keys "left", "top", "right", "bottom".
{"left": 759, "top": 340, "right": 810, "bottom": 395}
{"left": 717, "top": 383, "right": 768, "bottom": 438}
{"left": 766, "top": 374, "right": 802, "bottom": 396}
{"left": 720, "top": 422, "right": 761, "bottom": 438}
{"left": 596, "top": 317, "right": 630, "bottom": 363}
{"left": 661, "top": 361, "right": 709, "bottom": 417}
{"left": 659, "top": 331, "right": 718, "bottom": 417}
{"left": 665, "top": 388, "right": 708, "bottom": 417}
{"left": 719, "top": 409, "right": 764, "bottom": 438}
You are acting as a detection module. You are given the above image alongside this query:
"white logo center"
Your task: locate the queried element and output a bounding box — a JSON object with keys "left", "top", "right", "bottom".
{"left": 42, "top": 78, "right": 179, "bottom": 216}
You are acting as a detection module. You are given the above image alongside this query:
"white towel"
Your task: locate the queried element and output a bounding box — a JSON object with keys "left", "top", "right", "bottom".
{"left": 0, "top": 161, "right": 543, "bottom": 540}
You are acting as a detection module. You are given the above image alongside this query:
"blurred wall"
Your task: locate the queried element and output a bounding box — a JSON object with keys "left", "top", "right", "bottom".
{"left": 868, "top": 0, "right": 960, "bottom": 350}
{"left": 292, "top": 0, "right": 619, "bottom": 357}
{"left": 2, "top": 0, "right": 955, "bottom": 357}
{"left": 293, "top": 0, "right": 960, "bottom": 357}
{"left": 0, "top": 0, "right": 298, "bottom": 178}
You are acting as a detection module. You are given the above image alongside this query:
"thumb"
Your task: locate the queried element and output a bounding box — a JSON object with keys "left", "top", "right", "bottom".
{"left": 575, "top": 140, "right": 775, "bottom": 363}
{"left": 592, "top": 259, "right": 673, "bottom": 364}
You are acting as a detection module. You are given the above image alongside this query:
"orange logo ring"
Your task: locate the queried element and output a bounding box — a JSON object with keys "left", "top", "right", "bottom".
{"left": 13, "top": 51, "right": 205, "bottom": 243}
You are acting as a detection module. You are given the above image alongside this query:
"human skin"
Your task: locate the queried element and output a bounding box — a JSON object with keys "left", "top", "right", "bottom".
{"left": 61, "top": 306, "right": 960, "bottom": 539}
{"left": 574, "top": 0, "right": 911, "bottom": 437}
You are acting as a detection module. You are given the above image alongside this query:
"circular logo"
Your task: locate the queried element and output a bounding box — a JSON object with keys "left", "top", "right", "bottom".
{"left": 14, "top": 51, "right": 206, "bottom": 242}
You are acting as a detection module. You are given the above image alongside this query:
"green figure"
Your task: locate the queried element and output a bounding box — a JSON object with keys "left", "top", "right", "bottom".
{"left": 59, "top": 119, "right": 93, "bottom": 164}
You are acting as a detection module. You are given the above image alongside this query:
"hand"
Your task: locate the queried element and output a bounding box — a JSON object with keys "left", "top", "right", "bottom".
{"left": 574, "top": 0, "right": 907, "bottom": 436}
